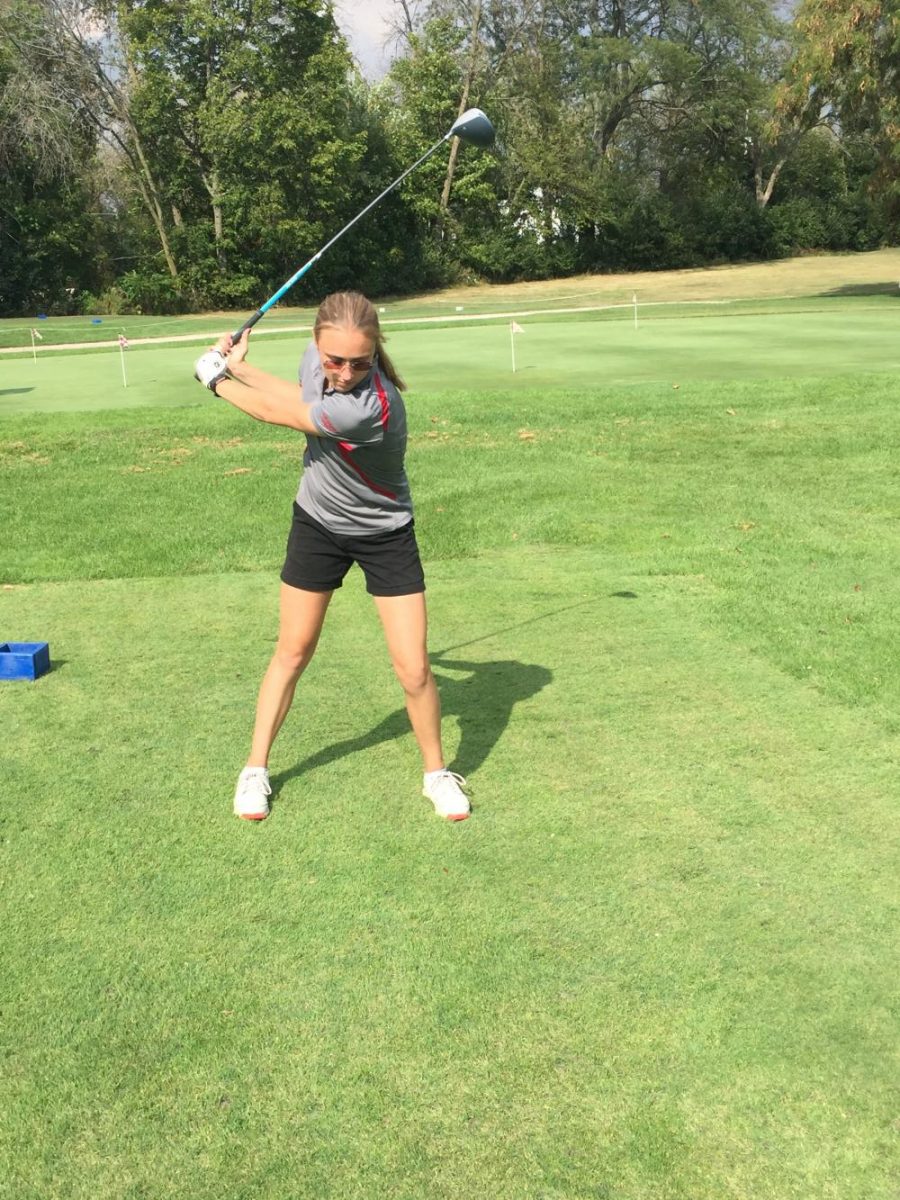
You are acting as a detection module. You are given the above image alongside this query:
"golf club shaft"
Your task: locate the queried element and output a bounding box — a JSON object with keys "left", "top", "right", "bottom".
{"left": 232, "top": 134, "right": 451, "bottom": 342}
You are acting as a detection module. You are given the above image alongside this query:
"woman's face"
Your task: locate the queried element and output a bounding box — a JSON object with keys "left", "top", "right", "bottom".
{"left": 316, "top": 326, "right": 376, "bottom": 393}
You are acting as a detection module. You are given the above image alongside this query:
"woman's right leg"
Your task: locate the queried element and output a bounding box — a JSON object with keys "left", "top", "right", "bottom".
{"left": 247, "top": 583, "right": 333, "bottom": 768}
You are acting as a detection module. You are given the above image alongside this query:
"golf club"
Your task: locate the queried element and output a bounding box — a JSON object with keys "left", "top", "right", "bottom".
{"left": 231, "top": 108, "right": 495, "bottom": 342}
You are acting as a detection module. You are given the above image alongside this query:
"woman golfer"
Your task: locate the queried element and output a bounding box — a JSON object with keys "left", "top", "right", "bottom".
{"left": 193, "top": 291, "right": 469, "bottom": 822}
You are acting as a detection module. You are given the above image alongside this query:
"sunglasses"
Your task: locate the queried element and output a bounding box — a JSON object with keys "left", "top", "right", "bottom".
{"left": 321, "top": 353, "right": 374, "bottom": 372}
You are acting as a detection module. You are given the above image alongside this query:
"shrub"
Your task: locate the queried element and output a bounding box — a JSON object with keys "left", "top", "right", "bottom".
{"left": 117, "top": 271, "right": 187, "bottom": 315}
{"left": 81, "top": 286, "right": 131, "bottom": 315}
{"left": 765, "top": 198, "right": 829, "bottom": 256}
{"left": 178, "top": 269, "right": 260, "bottom": 312}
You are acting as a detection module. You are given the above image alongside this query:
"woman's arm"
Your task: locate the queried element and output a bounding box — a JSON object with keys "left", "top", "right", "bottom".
{"left": 213, "top": 375, "right": 320, "bottom": 433}
{"left": 196, "top": 329, "right": 320, "bottom": 433}
{"left": 218, "top": 329, "right": 302, "bottom": 407}
{"left": 227, "top": 359, "right": 301, "bottom": 406}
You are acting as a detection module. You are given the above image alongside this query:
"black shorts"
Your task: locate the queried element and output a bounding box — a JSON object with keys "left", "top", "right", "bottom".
{"left": 280, "top": 503, "right": 425, "bottom": 596}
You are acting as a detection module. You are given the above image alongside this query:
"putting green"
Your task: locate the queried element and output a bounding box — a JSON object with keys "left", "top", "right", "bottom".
{"left": 1, "top": 302, "right": 897, "bottom": 414}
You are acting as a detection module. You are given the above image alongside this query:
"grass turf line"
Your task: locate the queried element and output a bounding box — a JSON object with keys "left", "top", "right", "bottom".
{"left": 2, "top": 370, "right": 898, "bottom": 730}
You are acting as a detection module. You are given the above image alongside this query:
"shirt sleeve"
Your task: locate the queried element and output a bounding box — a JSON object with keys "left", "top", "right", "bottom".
{"left": 309, "top": 389, "right": 386, "bottom": 446}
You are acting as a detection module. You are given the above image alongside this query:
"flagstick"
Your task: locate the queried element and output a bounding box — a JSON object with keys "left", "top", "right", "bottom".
{"left": 510, "top": 322, "right": 516, "bottom": 373}
{"left": 119, "top": 341, "right": 128, "bottom": 388}
{"left": 633, "top": 293, "right": 638, "bottom": 330}
{"left": 31, "top": 329, "right": 37, "bottom": 362}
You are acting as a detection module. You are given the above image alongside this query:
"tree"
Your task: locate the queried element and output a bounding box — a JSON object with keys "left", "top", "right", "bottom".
{"left": 382, "top": 12, "right": 497, "bottom": 230}
{"left": 489, "top": 1, "right": 800, "bottom": 270}
{"left": 0, "top": 0, "right": 83, "bottom": 176}
{"left": 1, "top": 0, "right": 182, "bottom": 276}
{"left": 789, "top": 0, "right": 899, "bottom": 220}
{"left": 113, "top": 0, "right": 389, "bottom": 305}
{"left": 0, "top": 0, "right": 118, "bottom": 313}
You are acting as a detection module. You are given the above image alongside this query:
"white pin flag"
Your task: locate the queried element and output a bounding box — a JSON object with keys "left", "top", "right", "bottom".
{"left": 632, "top": 292, "right": 638, "bottom": 329}
{"left": 118, "top": 332, "right": 129, "bottom": 387}
{"left": 510, "top": 320, "right": 524, "bottom": 372}
{"left": 30, "top": 327, "right": 43, "bottom": 362}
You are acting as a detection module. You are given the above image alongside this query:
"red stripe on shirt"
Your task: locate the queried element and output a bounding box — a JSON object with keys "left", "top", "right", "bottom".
{"left": 373, "top": 370, "right": 390, "bottom": 428}
{"left": 337, "top": 442, "right": 398, "bottom": 500}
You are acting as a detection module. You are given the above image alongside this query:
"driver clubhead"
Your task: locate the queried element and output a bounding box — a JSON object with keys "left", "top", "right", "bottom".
{"left": 449, "top": 108, "right": 495, "bottom": 148}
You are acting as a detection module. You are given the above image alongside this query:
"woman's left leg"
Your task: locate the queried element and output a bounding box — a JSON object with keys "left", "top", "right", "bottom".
{"left": 373, "top": 592, "right": 444, "bottom": 772}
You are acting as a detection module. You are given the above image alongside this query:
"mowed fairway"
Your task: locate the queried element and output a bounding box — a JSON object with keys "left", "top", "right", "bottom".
{"left": 1, "top": 263, "right": 898, "bottom": 1198}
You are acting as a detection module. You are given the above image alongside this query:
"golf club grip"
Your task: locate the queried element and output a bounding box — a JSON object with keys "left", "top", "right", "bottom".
{"left": 231, "top": 309, "right": 264, "bottom": 343}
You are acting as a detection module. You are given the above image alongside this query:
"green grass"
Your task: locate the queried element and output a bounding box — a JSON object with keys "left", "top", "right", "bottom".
{"left": 1, "top": 276, "right": 898, "bottom": 1198}
{"left": 2, "top": 297, "right": 898, "bottom": 415}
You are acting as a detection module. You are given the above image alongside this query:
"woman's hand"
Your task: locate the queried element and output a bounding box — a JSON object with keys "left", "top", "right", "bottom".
{"left": 215, "top": 328, "right": 250, "bottom": 369}
{"left": 194, "top": 349, "right": 229, "bottom": 392}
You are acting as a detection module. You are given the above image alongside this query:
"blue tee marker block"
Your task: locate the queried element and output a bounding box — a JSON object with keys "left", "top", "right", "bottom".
{"left": 0, "top": 642, "right": 51, "bottom": 680}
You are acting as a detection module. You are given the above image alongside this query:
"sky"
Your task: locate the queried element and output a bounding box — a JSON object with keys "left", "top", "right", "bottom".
{"left": 334, "top": 0, "right": 398, "bottom": 79}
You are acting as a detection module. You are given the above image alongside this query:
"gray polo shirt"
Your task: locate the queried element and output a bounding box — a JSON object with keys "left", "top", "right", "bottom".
{"left": 296, "top": 341, "right": 413, "bottom": 536}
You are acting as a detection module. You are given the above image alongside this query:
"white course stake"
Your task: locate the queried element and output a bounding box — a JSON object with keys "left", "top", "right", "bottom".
{"left": 510, "top": 320, "right": 524, "bottom": 373}
{"left": 118, "top": 331, "right": 129, "bottom": 387}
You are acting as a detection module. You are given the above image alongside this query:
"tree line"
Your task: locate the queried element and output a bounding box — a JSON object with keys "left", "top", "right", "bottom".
{"left": 0, "top": 0, "right": 896, "bottom": 316}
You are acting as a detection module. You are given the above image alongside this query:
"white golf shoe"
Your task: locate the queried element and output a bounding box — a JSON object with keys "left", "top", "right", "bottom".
{"left": 423, "top": 770, "right": 470, "bottom": 821}
{"left": 233, "top": 767, "right": 271, "bottom": 820}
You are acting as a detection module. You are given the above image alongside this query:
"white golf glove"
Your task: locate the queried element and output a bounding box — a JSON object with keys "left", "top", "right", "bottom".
{"left": 194, "top": 349, "right": 229, "bottom": 392}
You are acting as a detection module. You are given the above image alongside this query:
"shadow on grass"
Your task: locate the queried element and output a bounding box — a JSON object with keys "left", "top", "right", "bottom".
{"left": 820, "top": 283, "right": 900, "bottom": 298}
{"left": 269, "top": 597, "right": 620, "bottom": 802}
{"left": 270, "top": 654, "right": 553, "bottom": 800}
{"left": 0, "top": 388, "right": 35, "bottom": 396}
